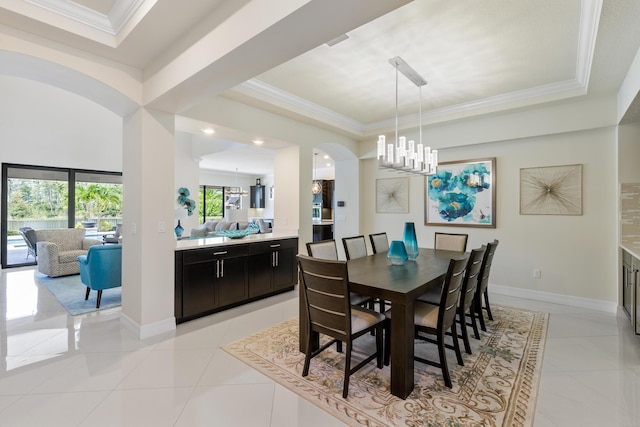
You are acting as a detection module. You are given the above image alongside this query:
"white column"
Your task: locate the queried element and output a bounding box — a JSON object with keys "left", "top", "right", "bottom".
{"left": 121, "top": 107, "right": 176, "bottom": 338}
{"left": 274, "top": 145, "right": 307, "bottom": 252}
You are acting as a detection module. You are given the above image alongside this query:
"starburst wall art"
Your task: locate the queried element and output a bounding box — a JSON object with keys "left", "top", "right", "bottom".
{"left": 520, "top": 164, "right": 582, "bottom": 215}
{"left": 425, "top": 158, "right": 496, "bottom": 228}
{"left": 376, "top": 177, "right": 409, "bottom": 213}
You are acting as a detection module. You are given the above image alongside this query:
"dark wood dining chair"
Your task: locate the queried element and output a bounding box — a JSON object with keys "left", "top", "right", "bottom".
{"left": 342, "top": 235, "right": 368, "bottom": 260}
{"left": 297, "top": 254, "right": 385, "bottom": 398}
{"left": 342, "top": 235, "right": 385, "bottom": 313}
{"left": 369, "top": 232, "right": 389, "bottom": 254}
{"left": 475, "top": 240, "right": 499, "bottom": 332}
{"left": 384, "top": 256, "right": 468, "bottom": 388}
{"left": 306, "top": 239, "right": 339, "bottom": 260}
{"left": 416, "top": 246, "right": 486, "bottom": 354}
{"left": 306, "top": 239, "right": 375, "bottom": 310}
{"left": 434, "top": 232, "right": 468, "bottom": 252}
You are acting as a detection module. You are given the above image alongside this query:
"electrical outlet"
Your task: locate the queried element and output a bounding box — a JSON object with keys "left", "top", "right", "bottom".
{"left": 533, "top": 269, "right": 541, "bottom": 278}
{"left": 158, "top": 221, "right": 165, "bottom": 233}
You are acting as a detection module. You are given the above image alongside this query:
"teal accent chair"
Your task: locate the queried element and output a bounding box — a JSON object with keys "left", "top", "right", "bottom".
{"left": 78, "top": 244, "right": 122, "bottom": 308}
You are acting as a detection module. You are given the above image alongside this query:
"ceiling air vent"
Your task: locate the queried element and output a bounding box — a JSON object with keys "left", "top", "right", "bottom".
{"left": 326, "top": 34, "right": 349, "bottom": 47}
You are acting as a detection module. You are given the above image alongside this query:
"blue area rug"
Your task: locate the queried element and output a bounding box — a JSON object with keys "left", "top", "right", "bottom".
{"left": 37, "top": 273, "right": 121, "bottom": 315}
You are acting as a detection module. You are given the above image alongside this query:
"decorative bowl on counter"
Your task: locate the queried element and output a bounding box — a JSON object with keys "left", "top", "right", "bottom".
{"left": 214, "top": 223, "right": 260, "bottom": 239}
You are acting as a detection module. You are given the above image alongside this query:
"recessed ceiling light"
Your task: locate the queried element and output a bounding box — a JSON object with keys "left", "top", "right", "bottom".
{"left": 323, "top": 155, "right": 329, "bottom": 159}
{"left": 326, "top": 162, "right": 331, "bottom": 167}
{"left": 201, "top": 128, "right": 214, "bottom": 135}
{"left": 253, "top": 139, "right": 264, "bottom": 145}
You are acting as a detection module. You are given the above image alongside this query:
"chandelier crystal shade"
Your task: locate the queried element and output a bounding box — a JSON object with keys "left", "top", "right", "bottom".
{"left": 377, "top": 56, "right": 438, "bottom": 176}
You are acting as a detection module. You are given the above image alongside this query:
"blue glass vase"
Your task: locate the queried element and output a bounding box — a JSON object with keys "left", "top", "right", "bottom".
{"left": 403, "top": 222, "right": 419, "bottom": 261}
{"left": 387, "top": 240, "right": 408, "bottom": 265}
{"left": 174, "top": 220, "right": 184, "bottom": 238}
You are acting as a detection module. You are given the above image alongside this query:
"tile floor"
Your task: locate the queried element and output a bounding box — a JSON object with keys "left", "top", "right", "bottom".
{"left": 0, "top": 266, "right": 638, "bottom": 426}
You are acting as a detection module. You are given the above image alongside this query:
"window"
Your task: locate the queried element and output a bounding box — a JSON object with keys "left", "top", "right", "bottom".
{"left": 199, "top": 185, "right": 224, "bottom": 223}
{"left": 1, "top": 164, "right": 121, "bottom": 268}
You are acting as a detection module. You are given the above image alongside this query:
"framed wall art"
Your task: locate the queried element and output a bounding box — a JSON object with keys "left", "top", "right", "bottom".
{"left": 520, "top": 164, "right": 582, "bottom": 215}
{"left": 425, "top": 157, "right": 496, "bottom": 228}
{"left": 376, "top": 177, "right": 409, "bottom": 213}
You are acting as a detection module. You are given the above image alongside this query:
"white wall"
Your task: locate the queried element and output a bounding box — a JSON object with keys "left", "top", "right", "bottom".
{"left": 332, "top": 158, "right": 360, "bottom": 259}
{"left": 362, "top": 126, "right": 618, "bottom": 306}
{"left": 274, "top": 145, "right": 303, "bottom": 245}
{"left": 0, "top": 75, "right": 122, "bottom": 171}
{"left": 174, "top": 131, "right": 200, "bottom": 233}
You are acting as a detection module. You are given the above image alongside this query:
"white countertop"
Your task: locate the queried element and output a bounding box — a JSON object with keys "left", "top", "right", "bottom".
{"left": 621, "top": 244, "right": 640, "bottom": 260}
{"left": 175, "top": 232, "right": 298, "bottom": 251}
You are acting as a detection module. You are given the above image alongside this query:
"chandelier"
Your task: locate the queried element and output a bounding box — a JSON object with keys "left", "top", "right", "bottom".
{"left": 227, "top": 168, "right": 249, "bottom": 197}
{"left": 377, "top": 56, "right": 438, "bottom": 176}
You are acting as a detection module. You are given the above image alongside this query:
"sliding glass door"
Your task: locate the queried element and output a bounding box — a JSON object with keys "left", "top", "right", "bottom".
{"left": 1, "top": 164, "right": 121, "bottom": 269}
{"left": 74, "top": 172, "right": 123, "bottom": 232}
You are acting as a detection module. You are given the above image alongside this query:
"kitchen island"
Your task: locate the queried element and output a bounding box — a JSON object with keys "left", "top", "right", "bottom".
{"left": 175, "top": 232, "right": 298, "bottom": 323}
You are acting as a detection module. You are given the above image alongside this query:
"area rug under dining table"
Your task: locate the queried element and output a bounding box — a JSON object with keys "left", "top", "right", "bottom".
{"left": 223, "top": 304, "right": 548, "bottom": 427}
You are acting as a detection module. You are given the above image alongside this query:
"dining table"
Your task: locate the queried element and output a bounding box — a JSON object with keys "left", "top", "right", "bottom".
{"left": 299, "top": 248, "right": 466, "bottom": 400}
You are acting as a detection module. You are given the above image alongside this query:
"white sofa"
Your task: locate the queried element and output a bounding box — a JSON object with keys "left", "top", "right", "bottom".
{"left": 202, "top": 220, "right": 249, "bottom": 232}
{"left": 190, "top": 220, "right": 271, "bottom": 238}
{"left": 189, "top": 220, "right": 250, "bottom": 238}
{"left": 35, "top": 228, "right": 102, "bottom": 277}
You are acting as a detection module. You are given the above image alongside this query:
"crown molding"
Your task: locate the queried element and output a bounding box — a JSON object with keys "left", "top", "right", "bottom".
{"left": 234, "top": 79, "right": 366, "bottom": 135}
{"left": 232, "top": 0, "right": 601, "bottom": 138}
{"left": 365, "top": 79, "right": 587, "bottom": 134}
{"left": 26, "top": 0, "right": 112, "bottom": 32}
{"left": 237, "top": 76, "right": 588, "bottom": 138}
{"left": 575, "top": 0, "right": 602, "bottom": 86}
{"left": 15, "top": 0, "right": 151, "bottom": 45}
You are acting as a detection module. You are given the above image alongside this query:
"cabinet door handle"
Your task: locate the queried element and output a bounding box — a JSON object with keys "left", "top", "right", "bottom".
{"left": 221, "top": 259, "right": 224, "bottom": 277}
{"left": 216, "top": 260, "right": 220, "bottom": 278}
{"left": 275, "top": 251, "right": 279, "bottom": 267}
{"left": 213, "top": 251, "right": 227, "bottom": 255}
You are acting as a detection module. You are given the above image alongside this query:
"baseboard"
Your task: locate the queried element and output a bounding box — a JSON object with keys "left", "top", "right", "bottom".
{"left": 490, "top": 283, "right": 618, "bottom": 314}
{"left": 120, "top": 313, "right": 176, "bottom": 339}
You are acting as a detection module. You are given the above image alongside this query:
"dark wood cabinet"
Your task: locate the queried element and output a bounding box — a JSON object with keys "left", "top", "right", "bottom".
{"left": 181, "top": 254, "right": 218, "bottom": 318}
{"left": 623, "top": 250, "right": 634, "bottom": 318}
{"left": 248, "top": 238, "right": 297, "bottom": 298}
{"left": 322, "top": 179, "right": 334, "bottom": 209}
{"left": 176, "top": 238, "right": 298, "bottom": 323}
{"left": 250, "top": 185, "right": 265, "bottom": 208}
{"left": 176, "top": 244, "right": 248, "bottom": 321}
{"left": 217, "top": 254, "right": 249, "bottom": 307}
{"left": 312, "top": 223, "right": 333, "bottom": 242}
{"left": 621, "top": 248, "right": 640, "bottom": 335}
